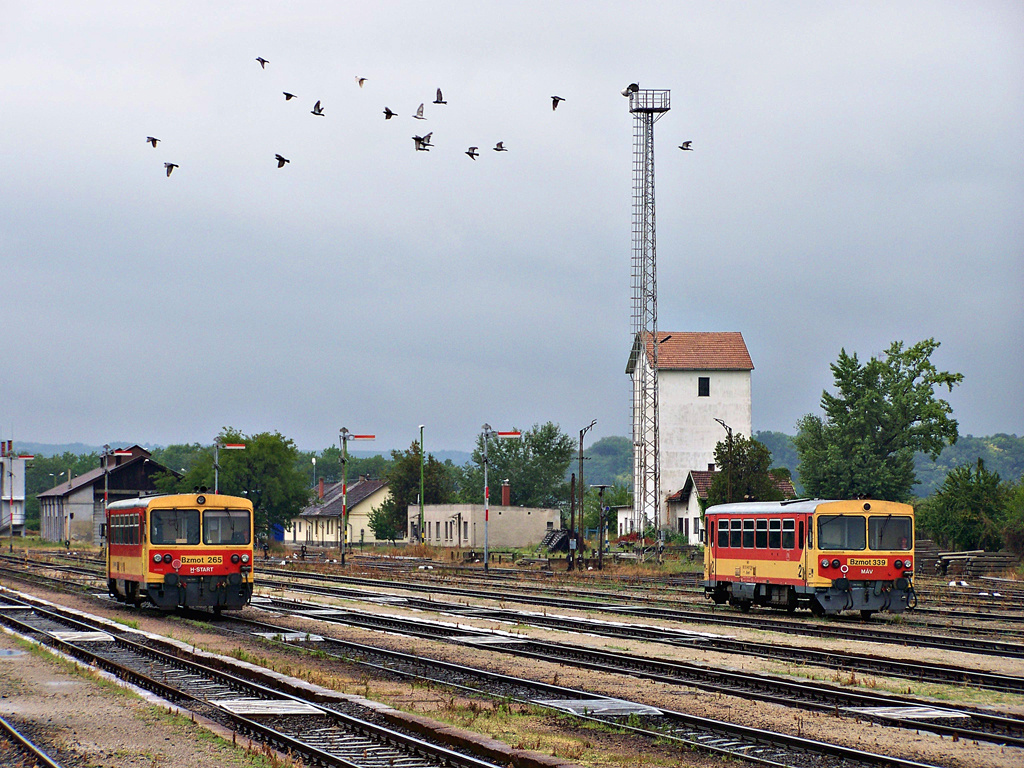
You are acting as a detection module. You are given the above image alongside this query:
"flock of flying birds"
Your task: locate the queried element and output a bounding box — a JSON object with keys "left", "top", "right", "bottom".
{"left": 148, "top": 57, "right": 692, "bottom": 176}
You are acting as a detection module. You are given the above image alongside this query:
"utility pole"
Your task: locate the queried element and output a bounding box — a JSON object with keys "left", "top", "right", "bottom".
{"left": 714, "top": 419, "right": 733, "bottom": 503}
{"left": 593, "top": 484, "right": 611, "bottom": 571}
{"left": 577, "top": 420, "right": 596, "bottom": 570}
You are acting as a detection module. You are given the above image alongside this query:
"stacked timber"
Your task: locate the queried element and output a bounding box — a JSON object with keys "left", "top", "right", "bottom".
{"left": 935, "top": 549, "right": 1020, "bottom": 577}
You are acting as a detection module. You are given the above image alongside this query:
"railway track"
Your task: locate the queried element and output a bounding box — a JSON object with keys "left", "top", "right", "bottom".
{"left": 252, "top": 569, "right": 1024, "bottom": 672}
{"left": 0, "top": 588, "right": 948, "bottom": 768}
{"left": 248, "top": 594, "right": 1024, "bottom": 747}
{"left": 0, "top": 591, "right": 516, "bottom": 768}
{"left": 0, "top": 714, "right": 64, "bottom": 768}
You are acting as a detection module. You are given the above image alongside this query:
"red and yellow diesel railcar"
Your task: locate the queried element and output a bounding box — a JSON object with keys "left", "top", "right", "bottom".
{"left": 703, "top": 499, "right": 915, "bottom": 618}
{"left": 106, "top": 493, "right": 254, "bottom": 611}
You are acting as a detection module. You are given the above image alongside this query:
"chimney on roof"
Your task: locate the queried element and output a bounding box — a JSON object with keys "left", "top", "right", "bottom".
{"left": 318, "top": 478, "right": 324, "bottom": 500}
{"left": 708, "top": 463, "right": 715, "bottom": 471}
{"left": 501, "top": 480, "right": 510, "bottom": 507}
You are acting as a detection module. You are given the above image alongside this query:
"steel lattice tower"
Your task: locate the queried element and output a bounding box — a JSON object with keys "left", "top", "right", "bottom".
{"left": 627, "top": 86, "right": 669, "bottom": 532}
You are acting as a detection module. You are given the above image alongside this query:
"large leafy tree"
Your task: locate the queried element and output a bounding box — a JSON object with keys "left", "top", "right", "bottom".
{"left": 705, "top": 433, "right": 787, "bottom": 507}
{"left": 153, "top": 429, "right": 309, "bottom": 534}
{"left": 457, "top": 422, "right": 575, "bottom": 509}
{"left": 794, "top": 339, "right": 962, "bottom": 501}
{"left": 918, "top": 459, "right": 1007, "bottom": 551}
{"left": 370, "top": 441, "right": 456, "bottom": 541}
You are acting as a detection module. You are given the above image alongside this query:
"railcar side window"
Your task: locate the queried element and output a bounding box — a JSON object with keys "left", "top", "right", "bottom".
{"left": 782, "top": 519, "right": 795, "bottom": 549}
{"left": 730, "top": 520, "right": 741, "bottom": 548}
{"left": 817, "top": 515, "right": 866, "bottom": 551}
{"left": 203, "top": 508, "right": 252, "bottom": 545}
{"left": 151, "top": 508, "right": 200, "bottom": 545}
{"left": 717, "top": 520, "right": 728, "bottom": 547}
{"left": 740, "top": 520, "right": 753, "bottom": 548}
{"left": 755, "top": 519, "right": 767, "bottom": 548}
{"left": 869, "top": 516, "right": 912, "bottom": 551}
{"left": 769, "top": 519, "right": 782, "bottom": 549}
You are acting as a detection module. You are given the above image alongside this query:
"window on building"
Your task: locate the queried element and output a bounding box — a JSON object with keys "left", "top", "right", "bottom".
{"left": 698, "top": 376, "right": 710, "bottom": 397}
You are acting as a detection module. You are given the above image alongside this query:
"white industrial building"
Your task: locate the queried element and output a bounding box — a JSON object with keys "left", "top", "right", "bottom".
{"left": 625, "top": 331, "right": 753, "bottom": 538}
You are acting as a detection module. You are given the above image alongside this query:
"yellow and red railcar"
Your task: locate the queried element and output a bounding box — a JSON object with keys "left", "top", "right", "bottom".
{"left": 703, "top": 499, "right": 915, "bottom": 618}
{"left": 106, "top": 493, "right": 254, "bottom": 611}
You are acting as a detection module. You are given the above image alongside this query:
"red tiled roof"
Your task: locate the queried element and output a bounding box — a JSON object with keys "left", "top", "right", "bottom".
{"left": 628, "top": 331, "right": 753, "bottom": 373}
{"left": 668, "top": 469, "right": 795, "bottom": 501}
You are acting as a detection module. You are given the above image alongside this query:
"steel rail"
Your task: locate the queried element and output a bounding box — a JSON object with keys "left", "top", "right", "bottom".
{"left": 0, "top": 599, "right": 505, "bottom": 768}
{"left": 0, "top": 714, "right": 65, "bottom": 768}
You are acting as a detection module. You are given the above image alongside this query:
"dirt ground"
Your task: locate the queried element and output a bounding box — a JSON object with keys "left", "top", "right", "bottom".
{"left": 2, "top": 576, "right": 1023, "bottom": 768}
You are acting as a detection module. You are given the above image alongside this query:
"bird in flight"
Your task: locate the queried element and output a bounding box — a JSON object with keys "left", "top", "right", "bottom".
{"left": 466, "top": 146, "right": 479, "bottom": 160}
{"left": 493, "top": 141, "right": 507, "bottom": 152}
{"left": 164, "top": 163, "right": 178, "bottom": 177}
{"left": 433, "top": 88, "right": 447, "bottom": 105}
{"left": 256, "top": 57, "right": 269, "bottom": 69}
{"left": 283, "top": 92, "right": 296, "bottom": 100}
{"left": 412, "top": 134, "right": 431, "bottom": 151}
{"left": 311, "top": 100, "right": 325, "bottom": 116}
{"left": 146, "top": 137, "right": 160, "bottom": 148}
{"left": 413, "top": 103, "right": 426, "bottom": 120}
{"left": 678, "top": 141, "right": 693, "bottom": 151}
{"left": 355, "top": 76, "right": 367, "bottom": 88}
{"left": 383, "top": 106, "right": 397, "bottom": 119}
{"left": 275, "top": 154, "right": 290, "bottom": 168}
{"left": 551, "top": 96, "right": 565, "bottom": 110}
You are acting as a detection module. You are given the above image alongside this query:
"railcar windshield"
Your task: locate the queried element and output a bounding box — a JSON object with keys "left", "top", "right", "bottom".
{"left": 817, "top": 515, "right": 866, "bottom": 551}
{"left": 150, "top": 508, "right": 200, "bottom": 545}
{"left": 869, "top": 515, "right": 912, "bottom": 551}
{"left": 203, "top": 508, "right": 251, "bottom": 545}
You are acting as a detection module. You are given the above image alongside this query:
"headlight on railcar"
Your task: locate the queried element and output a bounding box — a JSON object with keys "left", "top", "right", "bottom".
{"left": 241, "top": 554, "right": 250, "bottom": 564}
{"left": 831, "top": 559, "right": 841, "bottom": 569}
{"left": 153, "top": 553, "right": 162, "bottom": 563}
{"left": 163, "top": 554, "right": 172, "bottom": 564}
{"left": 904, "top": 557, "right": 911, "bottom": 568}
{"left": 231, "top": 554, "right": 240, "bottom": 564}
{"left": 821, "top": 558, "right": 830, "bottom": 568}
{"left": 894, "top": 559, "right": 903, "bottom": 569}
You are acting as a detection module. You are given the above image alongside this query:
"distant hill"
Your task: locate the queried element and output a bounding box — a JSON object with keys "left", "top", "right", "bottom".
{"left": 754, "top": 431, "right": 1024, "bottom": 498}
{"left": 14, "top": 441, "right": 160, "bottom": 457}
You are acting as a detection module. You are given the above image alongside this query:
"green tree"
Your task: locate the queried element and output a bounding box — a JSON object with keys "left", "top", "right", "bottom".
{"left": 1003, "top": 480, "right": 1024, "bottom": 556}
{"left": 153, "top": 429, "right": 309, "bottom": 534}
{"left": 371, "top": 441, "right": 456, "bottom": 541}
{"left": 917, "top": 459, "right": 1007, "bottom": 551}
{"left": 705, "top": 433, "right": 787, "bottom": 507}
{"left": 458, "top": 422, "right": 575, "bottom": 508}
{"left": 584, "top": 436, "right": 633, "bottom": 488}
{"left": 367, "top": 496, "right": 404, "bottom": 544}
{"left": 794, "top": 339, "right": 962, "bottom": 501}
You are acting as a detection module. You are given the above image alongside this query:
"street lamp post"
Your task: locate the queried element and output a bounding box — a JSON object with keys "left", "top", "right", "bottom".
{"left": 714, "top": 418, "right": 733, "bottom": 503}
{"left": 572, "top": 420, "right": 596, "bottom": 570}
{"left": 312, "top": 456, "right": 317, "bottom": 491}
{"left": 481, "top": 425, "right": 521, "bottom": 573}
{"left": 339, "top": 428, "right": 374, "bottom": 566}
{"left": 214, "top": 440, "right": 246, "bottom": 494}
{"left": 418, "top": 425, "right": 425, "bottom": 544}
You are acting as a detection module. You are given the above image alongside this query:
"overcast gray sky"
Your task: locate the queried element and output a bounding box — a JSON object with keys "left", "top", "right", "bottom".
{"left": 2, "top": 2, "right": 1022, "bottom": 454}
